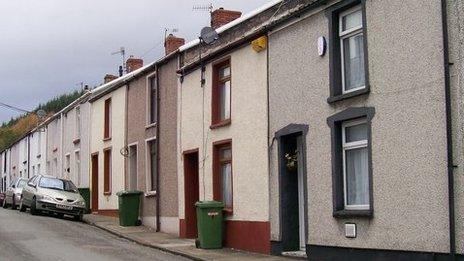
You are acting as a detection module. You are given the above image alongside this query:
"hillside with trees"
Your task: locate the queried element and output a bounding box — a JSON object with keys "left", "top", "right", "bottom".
{"left": 0, "top": 89, "right": 85, "bottom": 152}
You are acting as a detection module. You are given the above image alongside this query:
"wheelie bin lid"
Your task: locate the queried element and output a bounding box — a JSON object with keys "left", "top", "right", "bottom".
{"left": 195, "top": 201, "right": 224, "bottom": 208}
{"left": 116, "top": 190, "right": 143, "bottom": 196}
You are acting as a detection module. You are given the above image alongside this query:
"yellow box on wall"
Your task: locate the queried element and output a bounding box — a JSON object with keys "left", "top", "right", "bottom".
{"left": 251, "top": 36, "right": 267, "bottom": 52}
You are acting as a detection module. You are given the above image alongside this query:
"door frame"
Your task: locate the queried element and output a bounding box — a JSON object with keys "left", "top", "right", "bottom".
{"left": 275, "top": 124, "right": 309, "bottom": 251}
{"left": 183, "top": 148, "right": 200, "bottom": 239}
{"left": 128, "top": 143, "right": 138, "bottom": 191}
{"left": 91, "top": 152, "right": 99, "bottom": 212}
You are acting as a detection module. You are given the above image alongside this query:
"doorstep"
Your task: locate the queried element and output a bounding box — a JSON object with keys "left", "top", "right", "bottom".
{"left": 83, "top": 214, "right": 292, "bottom": 261}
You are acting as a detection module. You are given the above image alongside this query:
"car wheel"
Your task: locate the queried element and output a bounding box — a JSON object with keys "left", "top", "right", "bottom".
{"left": 30, "top": 198, "right": 38, "bottom": 215}
{"left": 11, "top": 198, "right": 16, "bottom": 210}
{"left": 56, "top": 213, "right": 64, "bottom": 219}
{"left": 19, "top": 200, "right": 26, "bottom": 212}
{"left": 74, "top": 213, "right": 83, "bottom": 222}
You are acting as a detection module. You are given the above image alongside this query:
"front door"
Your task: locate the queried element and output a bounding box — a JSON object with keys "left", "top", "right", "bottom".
{"left": 280, "top": 133, "right": 307, "bottom": 252}
{"left": 91, "top": 153, "right": 99, "bottom": 212}
{"left": 183, "top": 150, "right": 199, "bottom": 238}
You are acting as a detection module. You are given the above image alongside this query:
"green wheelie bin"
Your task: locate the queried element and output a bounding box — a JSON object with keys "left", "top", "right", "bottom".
{"left": 195, "top": 201, "right": 224, "bottom": 249}
{"left": 77, "top": 188, "right": 91, "bottom": 214}
{"left": 116, "top": 190, "right": 142, "bottom": 227}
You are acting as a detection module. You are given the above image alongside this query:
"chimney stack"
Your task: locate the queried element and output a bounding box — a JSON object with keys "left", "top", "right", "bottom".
{"left": 210, "top": 8, "right": 242, "bottom": 29}
{"left": 126, "top": 57, "right": 143, "bottom": 73}
{"left": 104, "top": 74, "right": 118, "bottom": 83}
{"left": 165, "top": 34, "right": 185, "bottom": 55}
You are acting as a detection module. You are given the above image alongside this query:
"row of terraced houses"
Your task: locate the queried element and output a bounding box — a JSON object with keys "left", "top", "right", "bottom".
{"left": 1, "top": 0, "right": 464, "bottom": 260}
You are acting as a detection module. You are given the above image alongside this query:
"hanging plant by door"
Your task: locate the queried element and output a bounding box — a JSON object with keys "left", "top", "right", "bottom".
{"left": 285, "top": 150, "right": 298, "bottom": 171}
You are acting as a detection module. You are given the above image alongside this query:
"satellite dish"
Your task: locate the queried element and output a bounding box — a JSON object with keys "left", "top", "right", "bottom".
{"left": 36, "top": 109, "right": 46, "bottom": 119}
{"left": 200, "top": 27, "right": 219, "bottom": 45}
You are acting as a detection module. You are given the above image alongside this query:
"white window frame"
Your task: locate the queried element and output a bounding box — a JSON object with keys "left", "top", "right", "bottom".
{"left": 145, "top": 137, "right": 157, "bottom": 194}
{"left": 339, "top": 5, "right": 365, "bottom": 94}
{"left": 74, "top": 149, "right": 81, "bottom": 187}
{"left": 342, "top": 118, "right": 369, "bottom": 210}
{"left": 127, "top": 142, "right": 139, "bottom": 191}
{"left": 145, "top": 72, "right": 158, "bottom": 128}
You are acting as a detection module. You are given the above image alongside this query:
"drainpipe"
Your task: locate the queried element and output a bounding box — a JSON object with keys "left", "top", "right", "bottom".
{"left": 155, "top": 64, "right": 161, "bottom": 232}
{"left": 60, "top": 114, "right": 64, "bottom": 178}
{"left": 441, "top": 0, "right": 455, "bottom": 260}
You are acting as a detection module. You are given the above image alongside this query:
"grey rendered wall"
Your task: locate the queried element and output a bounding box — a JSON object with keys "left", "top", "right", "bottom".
{"left": 448, "top": 0, "right": 464, "bottom": 254}
{"left": 269, "top": 0, "right": 449, "bottom": 253}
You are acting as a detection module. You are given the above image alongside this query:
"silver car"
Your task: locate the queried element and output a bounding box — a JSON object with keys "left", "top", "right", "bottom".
{"left": 20, "top": 175, "right": 86, "bottom": 221}
{"left": 2, "top": 178, "right": 28, "bottom": 210}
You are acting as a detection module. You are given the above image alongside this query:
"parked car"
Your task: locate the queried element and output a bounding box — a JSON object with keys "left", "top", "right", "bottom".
{"left": 3, "top": 177, "right": 28, "bottom": 209}
{"left": 20, "top": 175, "right": 86, "bottom": 221}
{"left": 0, "top": 192, "right": 5, "bottom": 207}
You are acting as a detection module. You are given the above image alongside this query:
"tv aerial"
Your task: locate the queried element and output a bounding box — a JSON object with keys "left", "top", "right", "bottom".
{"left": 111, "top": 47, "right": 126, "bottom": 76}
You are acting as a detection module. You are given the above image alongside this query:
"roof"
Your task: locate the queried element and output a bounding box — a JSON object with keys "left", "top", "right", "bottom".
{"left": 179, "top": 0, "right": 283, "bottom": 52}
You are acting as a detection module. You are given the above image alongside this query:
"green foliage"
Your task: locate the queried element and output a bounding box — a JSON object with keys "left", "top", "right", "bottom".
{"left": 0, "top": 88, "right": 85, "bottom": 152}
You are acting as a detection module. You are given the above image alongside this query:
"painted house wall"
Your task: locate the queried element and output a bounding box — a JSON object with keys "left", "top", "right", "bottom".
{"left": 90, "top": 86, "right": 126, "bottom": 211}
{"left": 46, "top": 117, "right": 62, "bottom": 178}
{"left": 448, "top": 0, "right": 464, "bottom": 254}
{"left": 18, "top": 137, "right": 29, "bottom": 179}
{"left": 10, "top": 143, "right": 20, "bottom": 180}
{"left": 126, "top": 59, "right": 179, "bottom": 234}
{"left": 178, "top": 44, "right": 269, "bottom": 252}
{"left": 29, "top": 129, "right": 47, "bottom": 176}
{"left": 268, "top": 0, "right": 449, "bottom": 254}
{"left": 63, "top": 101, "right": 91, "bottom": 188}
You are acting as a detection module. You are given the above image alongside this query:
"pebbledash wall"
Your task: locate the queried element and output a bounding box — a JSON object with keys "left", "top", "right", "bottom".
{"left": 90, "top": 85, "right": 126, "bottom": 213}
{"left": 62, "top": 94, "right": 91, "bottom": 188}
{"left": 178, "top": 42, "right": 269, "bottom": 253}
{"left": 126, "top": 56, "right": 180, "bottom": 234}
{"left": 267, "top": 0, "right": 461, "bottom": 259}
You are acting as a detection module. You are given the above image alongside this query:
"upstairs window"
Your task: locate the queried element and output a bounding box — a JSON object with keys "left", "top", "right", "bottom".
{"left": 340, "top": 6, "right": 365, "bottom": 93}
{"left": 104, "top": 98, "right": 112, "bottom": 139}
{"left": 211, "top": 59, "right": 231, "bottom": 127}
{"left": 327, "top": 1, "right": 369, "bottom": 103}
{"left": 148, "top": 76, "right": 158, "bottom": 125}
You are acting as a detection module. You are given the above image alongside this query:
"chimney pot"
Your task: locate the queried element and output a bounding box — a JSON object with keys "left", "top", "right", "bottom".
{"left": 165, "top": 34, "right": 185, "bottom": 55}
{"left": 104, "top": 74, "right": 118, "bottom": 83}
{"left": 210, "top": 8, "right": 242, "bottom": 29}
{"left": 126, "top": 57, "right": 143, "bottom": 73}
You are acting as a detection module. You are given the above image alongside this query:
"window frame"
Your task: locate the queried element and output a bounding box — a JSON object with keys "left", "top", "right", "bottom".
{"left": 103, "top": 147, "right": 112, "bottom": 195}
{"left": 327, "top": 107, "right": 375, "bottom": 218}
{"left": 211, "top": 58, "right": 232, "bottom": 129}
{"left": 146, "top": 73, "right": 158, "bottom": 128}
{"left": 212, "top": 139, "right": 233, "bottom": 213}
{"left": 341, "top": 119, "right": 369, "bottom": 211}
{"left": 145, "top": 137, "right": 157, "bottom": 193}
{"left": 103, "top": 98, "right": 112, "bottom": 140}
{"left": 326, "top": 0, "right": 370, "bottom": 103}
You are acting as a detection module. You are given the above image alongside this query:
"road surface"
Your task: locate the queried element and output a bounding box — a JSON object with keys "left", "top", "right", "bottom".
{"left": 0, "top": 208, "right": 190, "bottom": 261}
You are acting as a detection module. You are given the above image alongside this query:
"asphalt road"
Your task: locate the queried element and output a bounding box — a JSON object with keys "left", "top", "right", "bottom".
{"left": 0, "top": 208, "right": 190, "bottom": 261}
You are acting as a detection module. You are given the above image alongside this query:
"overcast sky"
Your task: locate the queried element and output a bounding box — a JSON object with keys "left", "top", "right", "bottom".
{"left": 0, "top": 0, "right": 269, "bottom": 124}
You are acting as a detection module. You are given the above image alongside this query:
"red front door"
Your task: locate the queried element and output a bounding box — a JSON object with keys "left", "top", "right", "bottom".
{"left": 183, "top": 151, "right": 199, "bottom": 238}
{"left": 91, "top": 153, "right": 99, "bottom": 212}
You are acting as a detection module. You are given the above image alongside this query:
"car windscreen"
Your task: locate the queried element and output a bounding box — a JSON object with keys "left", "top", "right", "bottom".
{"left": 38, "top": 177, "right": 78, "bottom": 193}
{"left": 17, "top": 180, "right": 27, "bottom": 188}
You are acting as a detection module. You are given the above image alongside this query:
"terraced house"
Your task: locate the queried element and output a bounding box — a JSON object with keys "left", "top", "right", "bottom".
{"left": 177, "top": 7, "right": 271, "bottom": 254}
{"left": 125, "top": 35, "right": 184, "bottom": 233}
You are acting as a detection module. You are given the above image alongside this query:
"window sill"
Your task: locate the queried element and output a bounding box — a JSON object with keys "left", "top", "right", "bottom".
{"left": 333, "top": 209, "right": 373, "bottom": 218}
{"left": 223, "top": 208, "right": 233, "bottom": 215}
{"left": 145, "top": 123, "right": 157, "bottom": 129}
{"left": 103, "top": 137, "right": 112, "bottom": 142}
{"left": 210, "top": 119, "right": 231, "bottom": 129}
{"left": 145, "top": 191, "right": 157, "bottom": 197}
{"left": 327, "top": 87, "right": 370, "bottom": 104}
{"left": 103, "top": 191, "right": 112, "bottom": 196}
{"left": 73, "top": 138, "right": 81, "bottom": 145}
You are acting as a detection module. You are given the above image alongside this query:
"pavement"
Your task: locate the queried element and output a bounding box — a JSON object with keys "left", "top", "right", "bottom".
{"left": 0, "top": 207, "right": 189, "bottom": 261}
{"left": 83, "top": 214, "right": 295, "bottom": 261}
